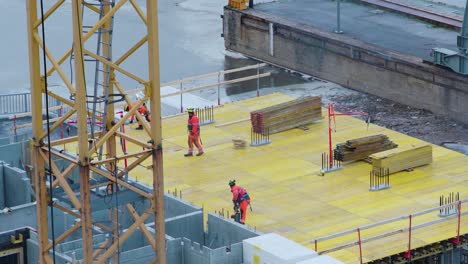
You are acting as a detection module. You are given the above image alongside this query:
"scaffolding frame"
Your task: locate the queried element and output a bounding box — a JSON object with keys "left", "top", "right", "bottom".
{"left": 26, "top": 0, "right": 166, "bottom": 262}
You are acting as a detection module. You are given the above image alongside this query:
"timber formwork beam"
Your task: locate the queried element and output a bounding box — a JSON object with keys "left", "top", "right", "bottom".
{"left": 26, "top": 0, "right": 165, "bottom": 263}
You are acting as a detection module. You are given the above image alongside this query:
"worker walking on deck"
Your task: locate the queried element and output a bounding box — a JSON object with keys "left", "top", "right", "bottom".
{"left": 184, "top": 108, "right": 204, "bottom": 156}
{"left": 229, "top": 180, "right": 251, "bottom": 224}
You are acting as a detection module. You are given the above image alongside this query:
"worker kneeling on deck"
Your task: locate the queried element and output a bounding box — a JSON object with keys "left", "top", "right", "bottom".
{"left": 229, "top": 180, "right": 251, "bottom": 225}
{"left": 184, "top": 108, "right": 204, "bottom": 156}
{"left": 124, "top": 102, "right": 151, "bottom": 130}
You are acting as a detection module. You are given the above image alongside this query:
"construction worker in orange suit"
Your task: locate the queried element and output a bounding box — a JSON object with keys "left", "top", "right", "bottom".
{"left": 229, "top": 180, "right": 251, "bottom": 224}
{"left": 125, "top": 102, "right": 150, "bottom": 130}
{"left": 184, "top": 108, "right": 204, "bottom": 156}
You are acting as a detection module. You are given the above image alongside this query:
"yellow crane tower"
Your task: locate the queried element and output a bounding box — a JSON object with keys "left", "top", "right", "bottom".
{"left": 26, "top": 0, "right": 165, "bottom": 263}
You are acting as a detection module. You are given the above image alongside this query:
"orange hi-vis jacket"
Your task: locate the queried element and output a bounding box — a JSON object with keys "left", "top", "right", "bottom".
{"left": 188, "top": 114, "right": 200, "bottom": 134}
{"left": 231, "top": 185, "right": 250, "bottom": 204}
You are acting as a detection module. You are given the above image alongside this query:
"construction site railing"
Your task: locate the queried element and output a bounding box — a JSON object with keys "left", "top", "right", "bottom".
{"left": 0, "top": 92, "right": 62, "bottom": 116}
{"left": 124, "top": 63, "right": 270, "bottom": 112}
{"left": 8, "top": 63, "right": 270, "bottom": 131}
{"left": 311, "top": 198, "right": 468, "bottom": 263}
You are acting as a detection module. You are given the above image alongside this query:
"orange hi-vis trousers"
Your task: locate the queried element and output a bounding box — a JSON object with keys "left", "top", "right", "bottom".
{"left": 188, "top": 133, "right": 203, "bottom": 153}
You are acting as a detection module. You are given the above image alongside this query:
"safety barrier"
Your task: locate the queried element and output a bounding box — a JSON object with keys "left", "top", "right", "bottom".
{"left": 0, "top": 93, "right": 62, "bottom": 116}
{"left": 311, "top": 198, "right": 468, "bottom": 263}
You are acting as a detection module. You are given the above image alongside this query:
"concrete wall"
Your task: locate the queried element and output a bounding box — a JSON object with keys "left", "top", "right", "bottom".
{"left": 0, "top": 202, "right": 36, "bottom": 230}
{"left": 165, "top": 194, "right": 202, "bottom": 218}
{"left": 165, "top": 211, "right": 204, "bottom": 244}
{"left": 206, "top": 213, "right": 259, "bottom": 249}
{"left": 182, "top": 237, "right": 244, "bottom": 264}
{"left": 223, "top": 7, "right": 468, "bottom": 124}
{"left": 2, "top": 164, "right": 31, "bottom": 207}
{"left": 0, "top": 141, "right": 26, "bottom": 168}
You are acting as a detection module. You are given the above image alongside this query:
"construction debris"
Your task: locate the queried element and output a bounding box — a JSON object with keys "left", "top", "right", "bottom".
{"left": 250, "top": 96, "right": 322, "bottom": 134}
{"left": 334, "top": 134, "right": 397, "bottom": 162}
{"left": 370, "top": 143, "right": 432, "bottom": 175}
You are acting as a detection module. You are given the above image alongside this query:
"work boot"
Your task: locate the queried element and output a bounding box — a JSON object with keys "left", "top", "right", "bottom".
{"left": 196, "top": 151, "right": 204, "bottom": 156}
{"left": 136, "top": 125, "right": 143, "bottom": 130}
{"left": 184, "top": 153, "right": 193, "bottom": 157}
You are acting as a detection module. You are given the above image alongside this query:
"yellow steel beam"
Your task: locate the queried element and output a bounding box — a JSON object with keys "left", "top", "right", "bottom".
{"left": 42, "top": 147, "right": 77, "bottom": 164}
{"left": 91, "top": 149, "right": 152, "bottom": 166}
{"left": 113, "top": 81, "right": 152, "bottom": 135}
{"left": 126, "top": 204, "right": 156, "bottom": 249}
{"left": 33, "top": 0, "right": 65, "bottom": 29}
{"left": 27, "top": 0, "right": 51, "bottom": 262}
{"left": 115, "top": 131, "right": 152, "bottom": 149}
{"left": 115, "top": 35, "right": 148, "bottom": 66}
{"left": 39, "top": 150, "right": 82, "bottom": 210}
{"left": 87, "top": 99, "right": 145, "bottom": 157}
{"left": 147, "top": 0, "right": 166, "bottom": 262}
{"left": 45, "top": 221, "right": 81, "bottom": 251}
{"left": 38, "top": 108, "right": 77, "bottom": 142}
{"left": 46, "top": 0, "right": 128, "bottom": 77}
{"left": 33, "top": 32, "right": 75, "bottom": 94}
{"left": 49, "top": 131, "right": 102, "bottom": 147}
{"left": 130, "top": 0, "right": 147, "bottom": 25}
{"left": 89, "top": 166, "right": 153, "bottom": 199}
{"left": 95, "top": 206, "right": 153, "bottom": 264}
{"left": 71, "top": 0, "right": 93, "bottom": 260}
{"left": 92, "top": 239, "right": 110, "bottom": 260}
{"left": 53, "top": 202, "right": 110, "bottom": 231}
{"left": 51, "top": 163, "right": 78, "bottom": 188}
{"left": 117, "top": 152, "right": 152, "bottom": 178}
{"left": 84, "top": 49, "right": 147, "bottom": 84}
{"left": 84, "top": 3, "right": 100, "bottom": 14}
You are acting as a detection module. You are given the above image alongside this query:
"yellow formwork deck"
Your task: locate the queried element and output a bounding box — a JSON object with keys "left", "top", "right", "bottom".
{"left": 123, "top": 93, "right": 467, "bottom": 263}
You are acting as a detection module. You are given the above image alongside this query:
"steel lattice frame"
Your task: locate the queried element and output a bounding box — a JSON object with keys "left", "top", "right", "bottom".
{"left": 26, "top": 0, "right": 166, "bottom": 263}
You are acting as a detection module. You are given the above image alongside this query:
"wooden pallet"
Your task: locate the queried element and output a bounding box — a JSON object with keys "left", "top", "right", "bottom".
{"left": 370, "top": 143, "right": 432, "bottom": 175}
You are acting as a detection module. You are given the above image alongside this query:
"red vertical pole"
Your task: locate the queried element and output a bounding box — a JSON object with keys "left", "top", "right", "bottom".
{"left": 328, "top": 103, "right": 333, "bottom": 168}
{"left": 451, "top": 201, "right": 462, "bottom": 245}
{"left": 357, "top": 228, "right": 363, "bottom": 264}
{"left": 404, "top": 214, "right": 412, "bottom": 259}
{"left": 60, "top": 105, "right": 64, "bottom": 139}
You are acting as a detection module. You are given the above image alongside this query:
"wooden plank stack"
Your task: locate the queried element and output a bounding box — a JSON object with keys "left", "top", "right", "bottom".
{"left": 370, "top": 143, "right": 432, "bottom": 175}
{"left": 250, "top": 96, "right": 322, "bottom": 134}
{"left": 333, "top": 134, "right": 398, "bottom": 162}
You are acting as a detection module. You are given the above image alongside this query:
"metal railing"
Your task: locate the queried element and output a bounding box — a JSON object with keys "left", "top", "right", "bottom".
{"left": 311, "top": 198, "right": 468, "bottom": 263}
{"left": 0, "top": 92, "right": 62, "bottom": 116}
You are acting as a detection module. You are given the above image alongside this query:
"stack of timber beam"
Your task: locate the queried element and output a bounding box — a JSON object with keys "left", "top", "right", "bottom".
{"left": 370, "top": 143, "right": 432, "bottom": 175}
{"left": 250, "top": 96, "right": 322, "bottom": 134}
{"left": 334, "top": 134, "right": 397, "bottom": 162}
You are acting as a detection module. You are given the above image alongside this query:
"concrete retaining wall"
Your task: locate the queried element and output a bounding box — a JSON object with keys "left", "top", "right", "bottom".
{"left": 223, "top": 7, "right": 468, "bottom": 124}
{"left": 2, "top": 164, "right": 31, "bottom": 207}
{"left": 0, "top": 141, "right": 27, "bottom": 168}
{"left": 206, "top": 213, "right": 259, "bottom": 248}
{"left": 166, "top": 211, "right": 204, "bottom": 244}
{"left": 0, "top": 202, "right": 36, "bottom": 230}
